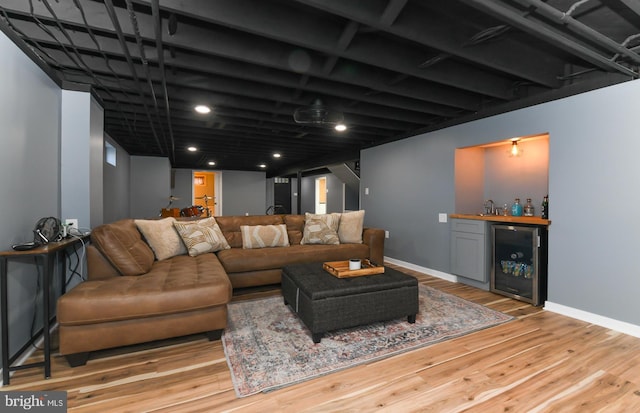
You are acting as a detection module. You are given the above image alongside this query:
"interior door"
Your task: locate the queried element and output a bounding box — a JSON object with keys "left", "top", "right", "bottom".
{"left": 273, "top": 177, "right": 291, "bottom": 214}
{"left": 193, "top": 171, "right": 216, "bottom": 216}
{"left": 315, "top": 177, "right": 327, "bottom": 214}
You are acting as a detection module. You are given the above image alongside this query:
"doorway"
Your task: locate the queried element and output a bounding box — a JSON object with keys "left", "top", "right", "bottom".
{"left": 193, "top": 171, "right": 217, "bottom": 216}
{"left": 273, "top": 177, "right": 291, "bottom": 214}
{"left": 315, "top": 176, "right": 327, "bottom": 214}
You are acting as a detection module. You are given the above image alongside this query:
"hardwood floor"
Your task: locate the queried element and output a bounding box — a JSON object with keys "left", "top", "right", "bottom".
{"left": 4, "top": 264, "right": 640, "bottom": 412}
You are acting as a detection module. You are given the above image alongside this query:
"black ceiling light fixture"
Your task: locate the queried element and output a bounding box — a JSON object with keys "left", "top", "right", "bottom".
{"left": 293, "top": 99, "right": 344, "bottom": 126}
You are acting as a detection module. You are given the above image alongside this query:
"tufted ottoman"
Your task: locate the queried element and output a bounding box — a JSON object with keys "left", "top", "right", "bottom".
{"left": 281, "top": 262, "right": 419, "bottom": 343}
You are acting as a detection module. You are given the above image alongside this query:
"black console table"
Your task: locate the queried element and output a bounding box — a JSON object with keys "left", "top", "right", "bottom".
{"left": 0, "top": 235, "right": 88, "bottom": 385}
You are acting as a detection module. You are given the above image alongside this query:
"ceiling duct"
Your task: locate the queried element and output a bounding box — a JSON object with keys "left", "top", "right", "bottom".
{"left": 293, "top": 99, "right": 344, "bottom": 125}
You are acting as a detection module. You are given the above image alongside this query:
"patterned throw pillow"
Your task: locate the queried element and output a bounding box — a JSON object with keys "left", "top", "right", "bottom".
{"left": 135, "top": 217, "right": 187, "bottom": 260}
{"left": 173, "top": 217, "right": 230, "bottom": 257}
{"left": 240, "top": 224, "right": 290, "bottom": 249}
{"left": 301, "top": 213, "right": 341, "bottom": 245}
{"left": 338, "top": 210, "right": 365, "bottom": 244}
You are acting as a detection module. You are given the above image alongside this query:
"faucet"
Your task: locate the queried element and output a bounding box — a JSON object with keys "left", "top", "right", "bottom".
{"left": 484, "top": 199, "right": 495, "bottom": 215}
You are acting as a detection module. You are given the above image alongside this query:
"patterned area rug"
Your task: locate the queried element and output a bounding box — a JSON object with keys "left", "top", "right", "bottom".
{"left": 223, "top": 284, "right": 513, "bottom": 397}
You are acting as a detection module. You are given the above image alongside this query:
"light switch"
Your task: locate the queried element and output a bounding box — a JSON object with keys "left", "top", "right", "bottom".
{"left": 365, "top": 187, "right": 369, "bottom": 195}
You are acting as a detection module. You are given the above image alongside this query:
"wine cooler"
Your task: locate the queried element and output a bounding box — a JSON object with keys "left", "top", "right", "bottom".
{"left": 491, "top": 224, "right": 548, "bottom": 306}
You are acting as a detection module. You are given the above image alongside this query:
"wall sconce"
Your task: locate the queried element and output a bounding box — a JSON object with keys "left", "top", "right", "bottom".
{"left": 509, "top": 140, "right": 521, "bottom": 157}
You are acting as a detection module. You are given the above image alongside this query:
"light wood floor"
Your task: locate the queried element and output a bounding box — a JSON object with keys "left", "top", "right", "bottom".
{"left": 4, "top": 264, "right": 640, "bottom": 412}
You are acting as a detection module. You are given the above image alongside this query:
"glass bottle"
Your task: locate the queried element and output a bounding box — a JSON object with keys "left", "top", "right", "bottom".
{"left": 524, "top": 198, "right": 534, "bottom": 217}
{"left": 541, "top": 195, "right": 549, "bottom": 219}
{"left": 511, "top": 198, "right": 523, "bottom": 217}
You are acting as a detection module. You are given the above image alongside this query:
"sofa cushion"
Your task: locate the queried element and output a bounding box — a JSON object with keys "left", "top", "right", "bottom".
{"left": 301, "top": 213, "right": 341, "bottom": 245}
{"left": 217, "top": 244, "right": 370, "bottom": 273}
{"left": 173, "top": 217, "right": 230, "bottom": 256}
{"left": 216, "top": 215, "right": 285, "bottom": 248}
{"left": 240, "top": 224, "right": 290, "bottom": 249}
{"left": 90, "top": 219, "right": 155, "bottom": 276}
{"left": 338, "top": 210, "right": 365, "bottom": 244}
{"left": 135, "top": 217, "right": 187, "bottom": 260}
{"left": 284, "top": 215, "right": 304, "bottom": 245}
{"left": 58, "top": 254, "right": 232, "bottom": 325}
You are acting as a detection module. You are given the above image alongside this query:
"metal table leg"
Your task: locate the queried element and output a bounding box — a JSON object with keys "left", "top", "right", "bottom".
{"left": 1, "top": 257, "right": 9, "bottom": 385}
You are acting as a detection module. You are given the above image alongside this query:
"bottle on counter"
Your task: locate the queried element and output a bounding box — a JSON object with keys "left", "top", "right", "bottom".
{"left": 524, "top": 198, "right": 534, "bottom": 217}
{"left": 541, "top": 195, "right": 549, "bottom": 219}
{"left": 511, "top": 198, "right": 523, "bottom": 216}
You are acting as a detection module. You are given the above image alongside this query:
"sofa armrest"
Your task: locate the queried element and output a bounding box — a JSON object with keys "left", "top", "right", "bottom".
{"left": 363, "top": 228, "right": 385, "bottom": 266}
{"left": 87, "top": 244, "right": 121, "bottom": 281}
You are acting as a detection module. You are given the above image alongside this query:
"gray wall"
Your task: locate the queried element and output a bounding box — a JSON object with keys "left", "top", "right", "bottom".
{"left": 61, "top": 90, "right": 91, "bottom": 229}
{"left": 362, "top": 78, "right": 640, "bottom": 327}
{"left": 60, "top": 91, "right": 104, "bottom": 230}
{"left": 103, "top": 134, "right": 130, "bottom": 224}
{"left": 220, "top": 171, "right": 267, "bottom": 216}
{"left": 300, "top": 173, "right": 344, "bottom": 214}
{"left": 89, "top": 96, "right": 104, "bottom": 228}
{"left": 129, "top": 156, "right": 171, "bottom": 219}
{"left": 0, "top": 30, "right": 62, "bottom": 370}
{"left": 170, "top": 169, "right": 195, "bottom": 211}
{"left": 326, "top": 174, "right": 343, "bottom": 213}
{"left": 300, "top": 176, "right": 316, "bottom": 214}
{"left": 290, "top": 177, "right": 299, "bottom": 214}
{"left": 345, "top": 185, "right": 359, "bottom": 211}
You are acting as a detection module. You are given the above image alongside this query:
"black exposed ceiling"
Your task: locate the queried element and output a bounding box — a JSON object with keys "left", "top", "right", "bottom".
{"left": 2, "top": 0, "right": 640, "bottom": 177}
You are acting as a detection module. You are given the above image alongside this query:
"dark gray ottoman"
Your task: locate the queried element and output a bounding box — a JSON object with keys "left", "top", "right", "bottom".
{"left": 281, "top": 262, "right": 419, "bottom": 343}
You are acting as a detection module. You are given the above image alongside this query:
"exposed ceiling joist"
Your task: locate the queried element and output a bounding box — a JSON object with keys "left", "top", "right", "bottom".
{"left": 1, "top": 0, "right": 637, "bottom": 175}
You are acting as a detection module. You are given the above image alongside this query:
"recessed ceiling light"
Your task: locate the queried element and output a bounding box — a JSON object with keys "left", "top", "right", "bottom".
{"left": 273, "top": 153, "right": 281, "bottom": 158}
{"left": 208, "top": 161, "right": 216, "bottom": 166}
{"left": 187, "top": 146, "right": 197, "bottom": 152}
{"left": 258, "top": 164, "right": 267, "bottom": 168}
{"left": 194, "top": 105, "right": 211, "bottom": 114}
{"left": 335, "top": 123, "right": 347, "bottom": 132}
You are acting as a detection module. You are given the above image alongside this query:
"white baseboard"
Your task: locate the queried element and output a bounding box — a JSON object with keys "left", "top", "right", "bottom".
{"left": 544, "top": 302, "right": 640, "bottom": 338}
{"left": 385, "top": 256, "right": 640, "bottom": 339}
{"left": 384, "top": 256, "right": 459, "bottom": 283}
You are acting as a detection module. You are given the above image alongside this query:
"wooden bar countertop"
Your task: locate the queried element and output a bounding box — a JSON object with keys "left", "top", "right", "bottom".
{"left": 449, "top": 213, "right": 551, "bottom": 226}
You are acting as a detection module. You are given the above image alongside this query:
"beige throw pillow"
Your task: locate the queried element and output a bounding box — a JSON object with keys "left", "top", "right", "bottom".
{"left": 135, "top": 217, "right": 187, "bottom": 261}
{"left": 173, "top": 217, "right": 230, "bottom": 256}
{"left": 301, "top": 212, "right": 341, "bottom": 245}
{"left": 338, "top": 210, "right": 365, "bottom": 244}
{"left": 240, "top": 224, "right": 290, "bottom": 249}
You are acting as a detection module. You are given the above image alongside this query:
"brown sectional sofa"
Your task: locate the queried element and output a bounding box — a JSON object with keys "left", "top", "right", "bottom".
{"left": 215, "top": 214, "right": 384, "bottom": 288}
{"left": 57, "top": 214, "right": 384, "bottom": 366}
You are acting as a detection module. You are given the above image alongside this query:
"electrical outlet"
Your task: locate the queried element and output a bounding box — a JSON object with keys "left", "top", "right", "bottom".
{"left": 65, "top": 219, "right": 78, "bottom": 229}
{"left": 438, "top": 213, "right": 448, "bottom": 223}
{"left": 385, "top": 230, "right": 390, "bottom": 239}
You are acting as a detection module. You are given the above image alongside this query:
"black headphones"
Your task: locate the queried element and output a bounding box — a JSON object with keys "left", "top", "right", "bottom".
{"left": 11, "top": 217, "right": 63, "bottom": 251}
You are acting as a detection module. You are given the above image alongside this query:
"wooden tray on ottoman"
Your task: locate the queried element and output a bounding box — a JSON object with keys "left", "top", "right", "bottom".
{"left": 323, "top": 260, "right": 385, "bottom": 278}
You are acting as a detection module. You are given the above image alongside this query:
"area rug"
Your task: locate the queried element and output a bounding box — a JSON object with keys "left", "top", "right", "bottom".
{"left": 223, "top": 284, "right": 513, "bottom": 397}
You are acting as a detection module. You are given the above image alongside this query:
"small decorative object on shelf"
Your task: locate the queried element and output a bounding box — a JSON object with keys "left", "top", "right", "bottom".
{"left": 511, "top": 198, "right": 523, "bottom": 216}
{"left": 524, "top": 198, "right": 534, "bottom": 217}
{"left": 541, "top": 195, "right": 549, "bottom": 219}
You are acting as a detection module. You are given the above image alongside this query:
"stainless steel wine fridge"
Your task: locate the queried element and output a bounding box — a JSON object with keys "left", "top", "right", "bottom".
{"left": 491, "top": 224, "right": 548, "bottom": 306}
